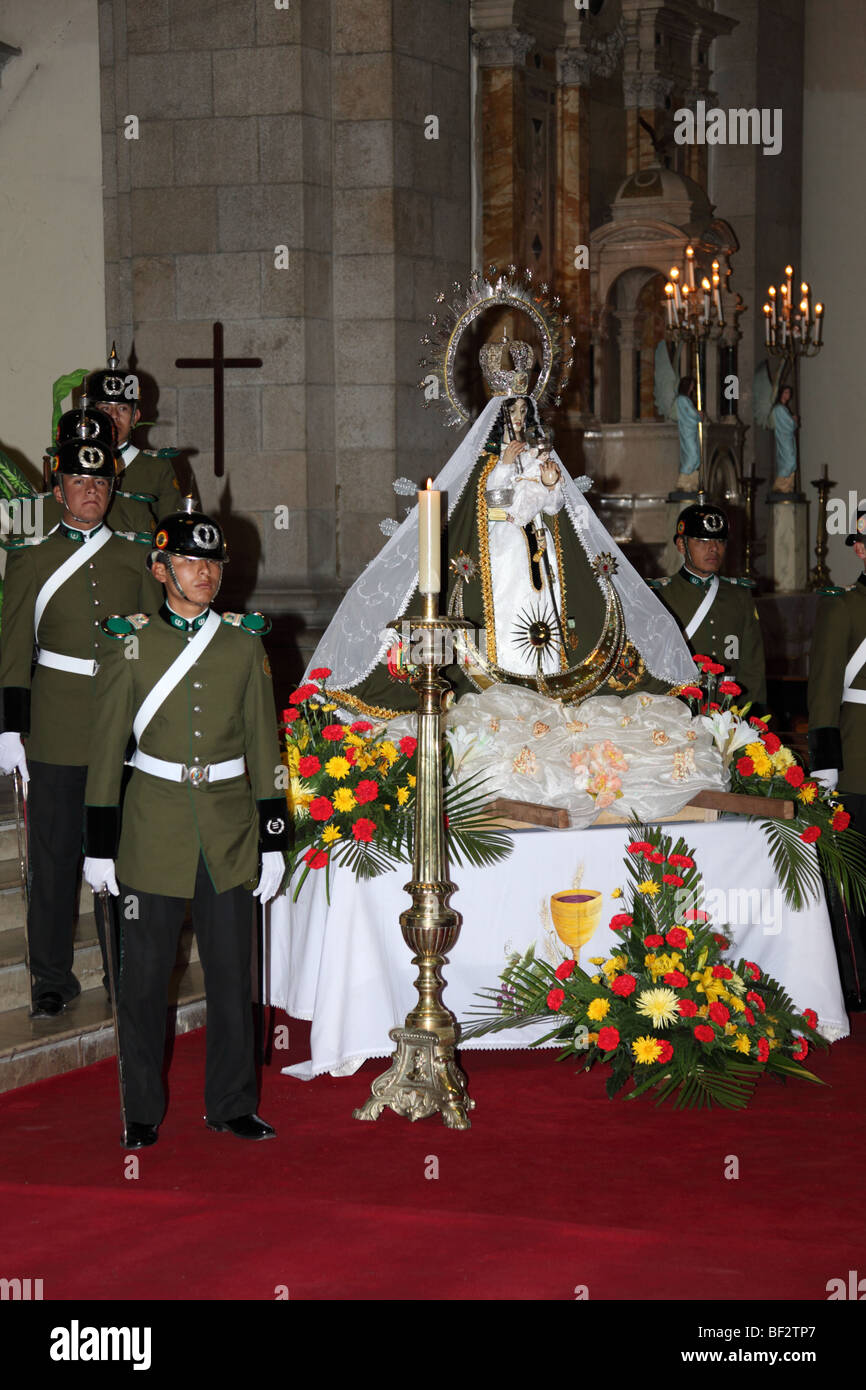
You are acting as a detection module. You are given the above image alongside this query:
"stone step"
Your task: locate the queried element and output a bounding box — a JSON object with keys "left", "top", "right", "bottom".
{"left": 0, "top": 961, "right": 207, "bottom": 1094}
{"left": 0, "top": 919, "right": 200, "bottom": 1012}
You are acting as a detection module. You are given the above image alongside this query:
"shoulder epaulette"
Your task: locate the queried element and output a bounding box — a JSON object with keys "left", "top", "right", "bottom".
{"left": 102, "top": 613, "right": 151, "bottom": 638}
{"left": 220, "top": 611, "right": 272, "bottom": 636}
{"left": 111, "top": 529, "right": 155, "bottom": 545}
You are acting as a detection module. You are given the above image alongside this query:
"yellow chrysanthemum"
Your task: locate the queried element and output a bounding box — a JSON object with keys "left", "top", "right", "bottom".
{"left": 332, "top": 787, "right": 356, "bottom": 813}
{"left": 732, "top": 1033, "right": 751, "bottom": 1054}
{"left": 637, "top": 880, "right": 660, "bottom": 896}
{"left": 396, "top": 785, "right": 410, "bottom": 806}
{"left": 321, "top": 825, "right": 342, "bottom": 845}
{"left": 635, "top": 987, "right": 679, "bottom": 1029}
{"left": 586, "top": 997, "right": 610, "bottom": 1022}
{"left": 325, "top": 756, "right": 351, "bottom": 781}
{"left": 798, "top": 784, "right": 817, "bottom": 804}
{"left": 632, "top": 1035, "right": 663, "bottom": 1064}
{"left": 610, "top": 887, "right": 623, "bottom": 899}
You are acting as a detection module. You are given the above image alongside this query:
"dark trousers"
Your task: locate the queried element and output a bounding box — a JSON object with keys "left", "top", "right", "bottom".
{"left": 117, "top": 856, "right": 257, "bottom": 1126}
{"left": 826, "top": 791, "right": 866, "bottom": 1002}
{"left": 27, "top": 761, "right": 112, "bottom": 1002}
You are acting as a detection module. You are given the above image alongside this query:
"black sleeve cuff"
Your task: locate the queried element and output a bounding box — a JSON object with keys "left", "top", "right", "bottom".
{"left": 0, "top": 687, "right": 30, "bottom": 734}
{"left": 808, "top": 726, "right": 843, "bottom": 773}
{"left": 258, "top": 797, "right": 289, "bottom": 850}
{"left": 84, "top": 805, "right": 121, "bottom": 858}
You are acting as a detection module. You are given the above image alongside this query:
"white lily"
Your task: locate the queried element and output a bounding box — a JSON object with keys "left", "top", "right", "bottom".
{"left": 699, "top": 709, "right": 756, "bottom": 764}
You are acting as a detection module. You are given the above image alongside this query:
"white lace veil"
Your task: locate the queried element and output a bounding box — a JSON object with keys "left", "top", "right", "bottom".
{"left": 306, "top": 397, "right": 695, "bottom": 689}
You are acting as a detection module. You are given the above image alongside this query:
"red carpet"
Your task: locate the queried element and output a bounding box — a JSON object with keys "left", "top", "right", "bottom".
{"left": 0, "top": 1014, "right": 863, "bottom": 1301}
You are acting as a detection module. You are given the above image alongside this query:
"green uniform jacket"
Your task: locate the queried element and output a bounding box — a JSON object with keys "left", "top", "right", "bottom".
{"left": 807, "top": 574, "right": 866, "bottom": 793}
{"left": 84, "top": 605, "right": 288, "bottom": 897}
{"left": 40, "top": 446, "right": 183, "bottom": 536}
{"left": 649, "top": 567, "right": 767, "bottom": 707}
{"left": 0, "top": 523, "right": 159, "bottom": 764}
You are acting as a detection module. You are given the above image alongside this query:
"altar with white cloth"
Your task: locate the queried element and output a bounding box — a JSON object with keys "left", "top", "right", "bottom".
{"left": 265, "top": 819, "right": 849, "bottom": 1081}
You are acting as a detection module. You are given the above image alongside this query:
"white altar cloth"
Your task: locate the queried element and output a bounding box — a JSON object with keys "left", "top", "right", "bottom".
{"left": 265, "top": 821, "right": 849, "bottom": 1080}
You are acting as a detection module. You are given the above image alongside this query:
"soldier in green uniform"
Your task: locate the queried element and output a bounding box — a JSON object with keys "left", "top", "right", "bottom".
{"left": 807, "top": 507, "right": 866, "bottom": 1010}
{"left": 648, "top": 503, "right": 767, "bottom": 707}
{"left": 41, "top": 347, "right": 186, "bottom": 536}
{"left": 83, "top": 505, "right": 287, "bottom": 1149}
{"left": 0, "top": 425, "right": 159, "bottom": 1016}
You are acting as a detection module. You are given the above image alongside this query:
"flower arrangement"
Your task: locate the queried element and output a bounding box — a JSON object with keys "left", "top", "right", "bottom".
{"left": 282, "top": 669, "right": 511, "bottom": 898}
{"left": 462, "top": 826, "right": 827, "bottom": 1109}
{"left": 676, "top": 658, "right": 866, "bottom": 912}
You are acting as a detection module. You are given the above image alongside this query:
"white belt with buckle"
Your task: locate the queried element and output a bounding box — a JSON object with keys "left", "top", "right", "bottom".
{"left": 37, "top": 648, "right": 99, "bottom": 677}
{"left": 129, "top": 749, "right": 246, "bottom": 786}
{"left": 842, "top": 687, "right": 866, "bottom": 705}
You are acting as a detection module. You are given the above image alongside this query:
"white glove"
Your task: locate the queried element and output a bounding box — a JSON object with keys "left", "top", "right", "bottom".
{"left": 0, "top": 731, "right": 29, "bottom": 784}
{"left": 811, "top": 768, "right": 839, "bottom": 792}
{"left": 83, "top": 857, "right": 120, "bottom": 896}
{"left": 253, "top": 851, "right": 286, "bottom": 906}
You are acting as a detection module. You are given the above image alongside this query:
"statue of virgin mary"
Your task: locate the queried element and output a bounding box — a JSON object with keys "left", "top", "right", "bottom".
{"left": 308, "top": 273, "right": 696, "bottom": 718}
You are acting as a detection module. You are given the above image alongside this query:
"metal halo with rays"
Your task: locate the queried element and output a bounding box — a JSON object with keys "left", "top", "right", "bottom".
{"left": 511, "top": 601, "right": 558, "bottom": 670}
{"left": 417, "top": 265, "right": 576, "bottom": 427}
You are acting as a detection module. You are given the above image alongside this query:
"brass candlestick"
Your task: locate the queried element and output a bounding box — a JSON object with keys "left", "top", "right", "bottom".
{"left": 808, "top": 464, "right": 835, "bottom": 591}
{"left": 353, "top": 593, "right": 475, "bottom": 1129}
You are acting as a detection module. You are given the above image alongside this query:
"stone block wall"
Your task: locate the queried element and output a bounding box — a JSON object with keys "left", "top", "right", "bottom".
{"left": 99, "top": 0, "right": 471, "bottom": 632}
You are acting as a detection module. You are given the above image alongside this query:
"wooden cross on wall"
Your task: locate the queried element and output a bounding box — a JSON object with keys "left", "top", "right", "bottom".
{"left": 175, "top": 322, "right": 262, "bottom": 478}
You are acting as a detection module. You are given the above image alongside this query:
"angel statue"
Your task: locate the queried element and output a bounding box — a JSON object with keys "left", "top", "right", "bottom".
{"left": 753, "top": 361, "right": 797, "bottom": 493}
{"left": 307, "top": 272, "right": 696, "bottom": 720}
{"left": 654, "top": 342, "right": 702, "bottom": 492}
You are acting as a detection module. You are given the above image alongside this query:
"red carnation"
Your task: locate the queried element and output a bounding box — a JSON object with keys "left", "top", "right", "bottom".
{"left": 352, "top": 818, "right": 376, "bottom": 843}
{"left": 609, "top": 913, "right": 634, "bottom": 931}
{"left": 712, "top": 964, "right": 733, "bottom": 980}
{"left": 800, "top": 825, "right": 821, "bottom": 843}
{"left": 666, "top": 927, "right": 688, "bottom": 949}
{"left": 679, "top": 685, "right": 703, "bottom": 699}
{"left": 708, "top": 1001, "right": 730, "bottom": 1026}
{"left": 547, "top": 987, "right": 566, "bottom": 1012}
{"left": 792, "top": 1036, "right": 809, "bottom": 1061}
{"left": 309, "top": 797, "right": 333, "bottom": 822}
{"left": 746, "top": 990, "right": 766, "bottom": 1013}
{"left": 350, "top": 720, "right": 373, "bottom": 734}
{"left": 664, "top": 970, "right": 689, "bottom": 989}
{"left": 303, "top": 848, "right": 328, "bottom": 870}
{"left": 399, "top": 736, "right": 418, "bottom": 757}
{"left": 663, "top": 873, "right": 684, "bottom": 886}
{"left": 744, "top": 961, "right": 760, "bottom": 980}
{"left": 354, "top": 779, "right": 379, "bottom": 805}
{"left": 321, "top": 724, "right": 346, "bottom": 742}
{"left": 684, "top": 908, "right": 708, "bottom": 922}
{"left": 656, "top": 1040, "right": 674, "bottom": 1064}
{"left": 803, "top": 1007, "right": 818, "bottom": 1030}
{"left": 610, "top": 973, "right": 636, "bottom": 998}
{"left": 736, "top": 756, "right": 755, "bottom": 777}
{"left": 761, "top": 731, "right": 781, "bottom": 753}
{"left": 785, "top": 765, "right": 805, "bottom": 788}
{"left": 298, "top": 755, "right": 321, "bottom": 777}
{"left": 757, "top": 1037, "right": 770, "bottom": 1063}
{"left": 289, "top": 683, "right": 317, "bottom": 705}
{"left": 644, "top": 934, "right": 664, "bottom": 948}
{"left": 694, "top": 1024, "right": 715, "bottom": 1043}
{"left": 627, "top": 840, "right": 654, "bottom": 855}
{"left": 678, "top": 998, "right": 699, "bottom": 1017}
{"left": 718, "top": 680, "right": 741, "bottom": 696}
{"left": 282, "top": 708, "right": 299, "bottom": 724}
{"left": 744, "top": 1007, "right": 756, "bottom": 1026}
{"left": 309, "top": 667, "right": 332, "bottom": 680}
{"left": 597, "top": 1026, "right": 620, "bottom": 1051}
{"left": 832, "top": 810, "right": 851, "bottom": 832}
{"left": 555, "top": 959, "right": 576, "bottom": 981}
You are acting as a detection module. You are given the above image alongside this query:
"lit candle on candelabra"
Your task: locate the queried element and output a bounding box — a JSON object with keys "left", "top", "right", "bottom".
{"left": 418, "top": 478, "right": 441, "bottom": 595}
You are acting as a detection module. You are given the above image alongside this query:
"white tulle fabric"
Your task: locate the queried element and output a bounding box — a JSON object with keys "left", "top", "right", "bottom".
{"left": 305, "top": 398, "right": 695, "bottom": 690}
{"left": 432, "top": 685, "right": 727, "bottom": 830}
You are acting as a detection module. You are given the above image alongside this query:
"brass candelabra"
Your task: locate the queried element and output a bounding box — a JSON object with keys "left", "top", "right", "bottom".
{"left": 353, "top": 594, "right": 475, "bottom": 1129}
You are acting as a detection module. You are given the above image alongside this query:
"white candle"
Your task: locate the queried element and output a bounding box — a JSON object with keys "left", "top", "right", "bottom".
{"left": 418, "top": 478, "right": 441, "bottom": 594}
